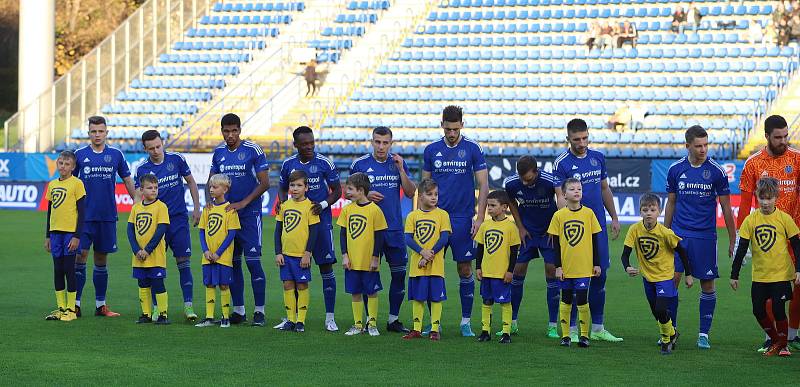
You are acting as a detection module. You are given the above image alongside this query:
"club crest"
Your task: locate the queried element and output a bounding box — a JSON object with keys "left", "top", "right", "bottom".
{"left": 702, "top": 169, "right": 711, "bottom": 180}
{"left": 563, "top": 220, "right": 585, "bottom": 247}
{"left": 348, "top": 214, "right": 368, "bottom": 239}
{"left": 104, "top": 155, "right": 112, "bottom": 163}
{"left": 207, "top": 213, "right": 223, "bottom": 236}
{"left": 415, "top": 219, "right": 437, "bottom": 245}
{"left": 754, "top": 224, "right": 777, "bottom": 252}
{"left": 50, "top": 187, "right": 68, "bottom": 209}
{"left": 166, "top": 163, "right": 175, "bottom": 172}
{"left": 309, "top": 165, "right": 319, "bottom": 174}
{"left": 283, "top": 209, "right": 302, "bottom": 233}
{"left": 237, "top": 152, "right": 246, "bottom": 161}
{"left": 458, "top": 149, "right": 466, "bottom": 159}
{"left": 136, "top": 213, "right": 153, "bottom": 236}
{"left": 637, "top": 236, "right": 660, "bottom": 261}
{"left": 485, "top": 229, "right": 504, "bottom": 255}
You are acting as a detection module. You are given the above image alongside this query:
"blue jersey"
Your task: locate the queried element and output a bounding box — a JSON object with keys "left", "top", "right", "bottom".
{"left": 553, "top": 148, "right": 608, "bottom": 227}
{"left": 135, "top": 152, "right": 192, "bottom": 217}
{"left": 503, "top": 171, "right": 557, "bottom": 236}
{"left": 279, "top": 152, "right": 339, "bottom": 227}
{"left": 666, "top": 157, "right": 730, "bottom": 239}
{"left": 74, "top": 145, "right": 131, "bottom": 221}
{"left": 210, "top": 141, "right": 269, "bottom": 218}
{"left": 422, "top": 136, "right": 487, "bottom": 218}
{"left": 350, "top": 153, "right": 410, "bottom": 232}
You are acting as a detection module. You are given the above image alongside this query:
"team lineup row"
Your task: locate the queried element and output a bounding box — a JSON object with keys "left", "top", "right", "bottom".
{"left": 41, "top": 108, "right": 800, "bottom": 354}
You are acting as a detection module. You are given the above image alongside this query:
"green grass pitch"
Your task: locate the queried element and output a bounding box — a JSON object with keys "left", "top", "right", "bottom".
{"left": 0, "top": 210, "right": 795, "bottom": 385}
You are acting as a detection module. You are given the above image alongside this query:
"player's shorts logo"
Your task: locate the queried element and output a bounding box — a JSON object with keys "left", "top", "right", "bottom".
{"left": 50, "top": 187, "right": 68, "bottom": 209}
{"left": 563, "top": 220, "right": 585, "bottom": 247}
{"left": 136, "top": 213, "right": 153, "bottom": 236}
{"left": 348, "top": 214, "right": 368, "bottom": 239}
{"left": 485, "top": 229, "right": 504, "bottom": 255}
{"left": 415, "top": 219, "right": 437, "bottom": 244}
{"left": 754, "top": 224, "right": 777, "bottom": 252}
{"left": 283, "top": 209, "right": 302, "bottom": 233}
{"left": 637, "top": 236, "right": 660, "bottom": 260}
{"left": 207, "top": 213, "right": 223, "bottom": 236}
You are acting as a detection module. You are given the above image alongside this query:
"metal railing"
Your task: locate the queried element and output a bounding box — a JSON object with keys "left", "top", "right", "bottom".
{"left": 3, "top": 0, "right": 213, "bottom": 152}
{"left": 745, "top": 53, "right": 800, "bottom": 155}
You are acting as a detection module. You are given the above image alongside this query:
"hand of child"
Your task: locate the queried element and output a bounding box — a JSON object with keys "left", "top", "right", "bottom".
{"left": 476, "top": 269, "right": 483, "bottom": 281}
{"left": 369, "top": 256, "right": 379, "bottom": 272}
{"left": 137, "top": 250, "right": 148, "bottom": 261}
{"left": 210, "top": 253, "right": 220, "bottom": 262}
{"left": 300, "top": 251, "right": 311, "bottom": 268}
{"left": 729, "top": 279, "right": 739, "bottom": 291}
{"left": 592, "top": 266, "right": 602, "bottom": 277}
{"left": 44, "top": 238, "right": 51, "bottom": 253}
{"left": 418, "top": 257, "right": 428, "bottom": 269}
{"left": 275, "top": 253, "right": 285, "bottom": 266}
{"left": 685, "top": 275, "right": 694, "bottom": 289}
{"left": 342, "top": 254, "right": 351, "bottom": 270}
{"left": 625, "top": 266, "right": 639, "bottom": 277}
{"left": 68, "top": 237, "right": 80, "bottom": 253}
{"left": 204, "top": 251, "right": 214, "bottom": 261}
{"left": 421, "top": 249, "right": 434, "bottom": 261}
{"left": 555, "top": 267, "right": 564, "bottom": 281}
{"left": 503, "top": 271, "right": 513, "bottom": 284}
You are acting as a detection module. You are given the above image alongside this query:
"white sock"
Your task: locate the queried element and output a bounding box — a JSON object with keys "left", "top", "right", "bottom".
{"left": 789, "top": 328, "right": 798, "bottom": 340}
{"left": 75, "top": 300, "right": 81, "bottom": 307}
{"left": 569, "top": 327, "right": 577, "bottom": 335}
{"left": 699, "top": 333, "right": 709, "bottom": 338}
{"left": 388, "top": 314, "right": 398, "bottom": 323}
{"left": 233, "top": 306, "right": 245, "bottom": 315}
{"left": 512, "top": 319, "right": 518, "bottom": 324}
{"left": 591, "top": 323, "right": 604, "bottom": 333}
{"left": 95, "top": 300, "right": 106, "bottom": 308}
{"left": 548, "top": 322, "right": 557, "bottom": 328}
{"left": 460, "top": 317, "right": 470, "bottom": 325}
{"left": 184, "top": 302, "right": 192, "bottom": 308}
{"left": 255, "top": 305, "right": 265, "bottom": 314}
{"left": 326, "top": 312, "right": 335, "bottom": 321}
{"left": 766, "top": 333, "right": 772, "bottom": 341}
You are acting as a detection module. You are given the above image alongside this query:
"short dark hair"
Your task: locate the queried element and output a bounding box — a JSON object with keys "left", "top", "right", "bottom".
{"left": 442, "top": 105, "right": 463, "bottom": 123}
{"left": 141, "top": 129, "right": 161, "bottom": 144}
{"left": 487, "top": 190, "right": 510, "bottom": 206}
{"left": 516, "top": 155, "right": 538, "bottom": 176}
{"left": 346, "top": 172, "right": 371, "bottom": 195}
{"left": 566, "top": 118, "right": 588, "bottom": 134}
{"left": 58, "top": 150, "right": 77, "bottom": 164}
{"left": 764, "top": 115, "right": 788, "bottom": 136}
{"left": 139, "top": 173, "right": 159, "bottom": 187}
{"left": 87, "top": 116, "right": 106, "bottom": 126}
{"left": 288, "top": 170, "right": 307, "bottom": 184}
{"left": 756, "top": 177, "right": 780, "bottom": 199}
{"left": 293, "top": 126, "right": 313, "bottom": 141}
{"left": 639, "top": 193, "right": 661, "bottom": 209}
{"left": 372, "top": 126, "right": 393, "bottom": 138}
{"left": 419, "top": 177, "right": 438, "bottom": 194}
{"left": 561, "top": 177, "right": 581, "bottom": 192}
{"left": 220, "top": 113, "right": 241, "bottom": 129}
{"left": 684, "top": 125, "right": 708, "bottom": 144}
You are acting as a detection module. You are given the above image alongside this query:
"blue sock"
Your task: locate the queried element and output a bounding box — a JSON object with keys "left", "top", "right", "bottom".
{"left": 230, "top": 258, "right": 245, "bottom": 309}
{"left": 459, "top": 274, "right": 474, "bottom": 319}
{"left": 669, "top": 295, "right": 679, "bottom": 328}
{"left": 389, "top": 265, "right": 406, "bottom": 317}
{"left": 75, "top": 263, "right": 87, "bottom": 302}
{"left": 699, "top": 291, "right": 716, "bottom": 335}
{"left": 246, "top": 257, "right": 266, "bottom": 308}
{"left": 588, "top": 269, "right": 607, "bottom": 325}
{"left": 320, "top": 269, "right": 336, "bottom": 314}
{"left": 93, "top": 265, "right": 108, "bottom": 303}
{"left": 546, "top": 278, "right": 560, "bottom": 324}
{"left": 177, "top": 260, "right": 193, "bottom": 303}
{"left": 510, "top": 275, "right": 526, "bottom": 321}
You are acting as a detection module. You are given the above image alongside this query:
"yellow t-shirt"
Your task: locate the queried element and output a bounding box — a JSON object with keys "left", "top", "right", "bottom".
{"left": 474, "top": 216, "right": 521, "bottom": 279}
{"left": 336, "top": 201, "right": 388, "bottom": 271}
{"left": 739, "top": 208, "right": 800, "bottom": 282}
{"left": 128, "top": 200, "right": 170, "bottom": 268}
{"left": 46, "top": 176, "right": 86, "bottom": 233}
{"left": 199, "top": 203, "right": 241, "bottom": 267}
{"left": 404, "top": 208, "right": 452, "bottom": 278}
{"left": 624, "top": 221, "right": 682, "bottom": 282}
{"left": 546, "top": 206, "right": 602, "bottom": 278}
{"left": 277, "top": 198, "right": 320, "bottom": 257}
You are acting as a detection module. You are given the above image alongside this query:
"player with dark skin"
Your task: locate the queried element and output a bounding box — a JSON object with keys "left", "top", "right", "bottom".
{"left": 206, "top": 124, "right": 269, "bottom": 212}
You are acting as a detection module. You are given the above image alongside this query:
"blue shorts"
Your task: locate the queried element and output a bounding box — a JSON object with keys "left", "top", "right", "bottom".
{"left": 408, "top": 276, "right": 447, "bottom": 302}
{"left": 203, "top": 263, "right": 233, "bottom": 286}
{"left": 233, "top": 216, "right": 262, "bottom": 259}
{"left": 480, "top": 278, "right": 512, "bottom": 303}
{"left": 643, "top": 278, "right": 678, "bottom": 299}
{"left": 448, "top": 216, "right": 476, "bottom": 262}
{"left": 312, "top": 225, "right": 337, "bottom": 265}
{"left": 560, "top": 277, "right": 591, "bottom": 291}
{"left": 280, "top": 256, "right": 312, "bottom": 283}
{"left": 132, "top": 267, "right": 167, "bottom": 280}
{"left": 80, "top": 221, "right": 118, "bottom": 253}
{"left": 674, "top": 236, "right": 718, "bottom": 279}
{"left": 165, "top": 213, "right": 192, "bottom": 258}
{"left": 517, "top": 235, "right": 555, "bottom": 264}
{"left": 345, "top": 270, "right": 383, "bottom": 295}
{"left": 382, "top": 230, "right": 408, "bottom": 266}
{"left": 49, "top": 232, "right": 79, "bottom": 258}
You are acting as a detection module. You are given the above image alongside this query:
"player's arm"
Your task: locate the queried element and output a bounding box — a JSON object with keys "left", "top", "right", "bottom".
{"left": 600, "top": 178, "right": 620, "bottom": 239}
{"left": 421, "top": 170, "right": 431, "bottom": 180}
{"left": 473, "top": 169, "right": 490, "bottom": 234}
{"left": 506, "top": 190, "right": 530, "bottom": 245}
{"left": 554, "top": 186, "right": 566, "bottom": 209}
{"left": 313, "top": 180, "right": 342, "bottom": 215}
{"left": 663, "top": 192, "right": 676, "bottom": 228}
{"left": 674, "top": 243, "right": 692, "bottom": 277}
{"left": 736, "top": 191, "right": 754, "bottom": 228}
{"left": 183, "top": 174, "right": 202, "bottom": 226}
{"left": 591, "top": 233, "right": 601, "bottom": 276}
{"left": 122, "top": 176, "right": 137, "bottom": 203}
{"left": 398, "top": 161, "right": 417, "bottom": 198}
{"left": 505, "top": 244, "right": 519, "bottom": 283}
{"left": 230, "top": 170, "right": 269, "bottom": 212}
{"left": 306, "top": 223, "right": 319, "bottom": 253}
{"left": 718, "top": 195, "right": 737, "bottom": 258}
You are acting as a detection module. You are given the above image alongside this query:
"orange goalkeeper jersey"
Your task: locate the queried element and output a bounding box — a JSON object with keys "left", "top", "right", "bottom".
{"left": 740, "top": 147, "right": 800, "bottom": 224}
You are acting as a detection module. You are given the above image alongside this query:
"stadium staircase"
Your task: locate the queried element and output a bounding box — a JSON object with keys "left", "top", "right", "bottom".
{"left": 739, "top": 75, "right": 800, "bottom": 157}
